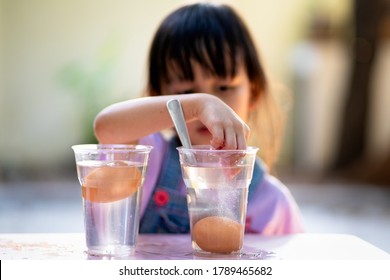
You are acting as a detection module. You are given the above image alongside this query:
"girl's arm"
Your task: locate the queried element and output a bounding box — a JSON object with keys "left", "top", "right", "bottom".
{"left": 94, "top": 93, "right": 249, "bottom": 149}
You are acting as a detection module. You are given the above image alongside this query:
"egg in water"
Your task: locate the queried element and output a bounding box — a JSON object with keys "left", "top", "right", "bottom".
{"left": 193, "top": 216, "right": 243, "bottom": 254}
{"left": 82, "top": 164, "right": 141, "bottom": 203}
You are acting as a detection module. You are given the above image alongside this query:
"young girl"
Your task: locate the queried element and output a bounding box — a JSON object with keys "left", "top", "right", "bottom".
{"left": 94, "top": 3, "right": 304, "bottom": 234}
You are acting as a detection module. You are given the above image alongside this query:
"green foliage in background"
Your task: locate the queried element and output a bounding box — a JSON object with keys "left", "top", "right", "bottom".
{"left": 58, "top": 38, "right": 122, "bottom": 144}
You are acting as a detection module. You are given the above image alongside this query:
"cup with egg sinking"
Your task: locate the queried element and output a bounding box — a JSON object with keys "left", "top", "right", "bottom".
{"left": 72, "top": 144, "right": 153, "bottom": 258}
{"left": 177, "top": 145, "right": 258, "bottom": 256}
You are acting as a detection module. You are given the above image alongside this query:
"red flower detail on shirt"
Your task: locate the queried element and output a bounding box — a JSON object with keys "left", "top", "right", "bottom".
{"left": 154, "top": 190, "right": 169, "bottom": 207}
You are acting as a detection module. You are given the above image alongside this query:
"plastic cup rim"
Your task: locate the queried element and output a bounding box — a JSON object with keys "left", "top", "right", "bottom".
{"left": 72, "top": 144, "right": 153, "bottom": 153}
{"left": 176, "top": 145, "right": 259, "bottom": 153}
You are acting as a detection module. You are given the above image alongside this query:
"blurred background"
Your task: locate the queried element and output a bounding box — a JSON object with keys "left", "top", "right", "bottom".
{"left": 1, "top": 0, "right": 389, "bottom": 253}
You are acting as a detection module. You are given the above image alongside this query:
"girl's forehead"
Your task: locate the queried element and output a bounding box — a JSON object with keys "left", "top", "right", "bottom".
{"left": 165, "top": 57, "right": 243, "bottom": 83}
{"left": 166, "top": 60, "right": 208, "bottom": 80}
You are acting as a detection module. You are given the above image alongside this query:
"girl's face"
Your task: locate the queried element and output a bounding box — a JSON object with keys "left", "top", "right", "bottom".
{"left": 163, "top": 62, "right": 253, "bottom": 146}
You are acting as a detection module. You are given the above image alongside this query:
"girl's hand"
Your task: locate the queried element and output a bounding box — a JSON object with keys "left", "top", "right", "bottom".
{"left": 94, "top": 93, "right": 249, "bottom": 149}
{"left": 192, "top": 94, "right": 250, "bottom": 150}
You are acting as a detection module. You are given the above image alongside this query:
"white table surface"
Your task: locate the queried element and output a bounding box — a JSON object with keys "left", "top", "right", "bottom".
{"left": 0, "top": 233, "right": 389, "bottom": 260}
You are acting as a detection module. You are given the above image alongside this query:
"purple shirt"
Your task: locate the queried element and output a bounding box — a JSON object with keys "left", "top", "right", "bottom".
{"left": 140, "top": 132, "right": 304, "bottom": 235}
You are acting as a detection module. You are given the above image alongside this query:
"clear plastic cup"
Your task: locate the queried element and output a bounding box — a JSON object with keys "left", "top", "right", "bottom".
{"left": 72, "top": 144, "right": 152, "bottom": 257}
{"left": 177, "top": 145, "right": 258, "bottom": 256}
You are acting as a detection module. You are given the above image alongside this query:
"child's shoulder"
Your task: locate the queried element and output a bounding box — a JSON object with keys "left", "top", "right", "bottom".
{"left": 253, "top": 171, "right": 297, "bottom": 207}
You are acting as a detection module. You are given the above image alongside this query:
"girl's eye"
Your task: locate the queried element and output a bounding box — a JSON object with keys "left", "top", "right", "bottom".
{"left": 170, "top": 88, "right": 194, "bottom": 95}
{"left": 217, "top": 85, "right": 234, "bottom": 92}
{"left": 176, "top": 89, "right": 194, "bottom": 95}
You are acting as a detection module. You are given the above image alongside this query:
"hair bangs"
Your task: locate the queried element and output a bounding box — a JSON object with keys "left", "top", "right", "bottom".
{"left": 165, "top": 29, "right": 239, "bottom": 83}
{"left": 149, "top": 4, "right": 247, "bottom": 93}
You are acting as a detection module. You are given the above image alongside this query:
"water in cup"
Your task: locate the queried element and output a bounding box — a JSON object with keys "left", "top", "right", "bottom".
{"left": 178, "top": 146, "right": 258, "bottom": 255}
{"left": 72, "top": 144, "right": 152, "bottom": 257}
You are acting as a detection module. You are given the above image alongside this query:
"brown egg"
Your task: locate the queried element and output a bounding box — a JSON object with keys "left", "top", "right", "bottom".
{"left": 82, "top": 165, "right": 141, "bottom": 203}
{"left": 193, "top": 216, "right": 243, "bottom": 254}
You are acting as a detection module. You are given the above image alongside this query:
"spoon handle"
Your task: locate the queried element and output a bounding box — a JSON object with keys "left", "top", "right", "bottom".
{"left": 166, "top": 99, "right": 192, "bottom": 149}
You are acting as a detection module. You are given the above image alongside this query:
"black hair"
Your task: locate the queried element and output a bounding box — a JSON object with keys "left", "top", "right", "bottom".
{"left": 147, "top": 3, "right": 267, "bottom": 99}
{"left": 146, "top": 3, "right": 282, "bottom": 170}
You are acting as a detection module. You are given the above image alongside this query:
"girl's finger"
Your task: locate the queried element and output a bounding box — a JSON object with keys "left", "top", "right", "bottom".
{"left": 236, "top": 132, "right": 247, "bottom": 150}
{"left": 210, "top": 125, "right": 224, "bottom": 149}
{"left": 223, "top": 126, "right": 237, "bottom": 150}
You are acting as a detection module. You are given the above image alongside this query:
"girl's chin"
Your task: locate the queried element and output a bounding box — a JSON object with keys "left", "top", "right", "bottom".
{"left": 190, "top": 137, "right": 212, "bottom": 146}
{"left": 196, "top": 130, "right": 212, "bottom": 141}
{"left": 189, "top": 129, "right": 212, "bottom": 146}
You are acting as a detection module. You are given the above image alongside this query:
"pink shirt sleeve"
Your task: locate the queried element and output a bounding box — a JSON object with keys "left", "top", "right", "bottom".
{"left": 246, "top": 174, "right": 305, "bottom": 235}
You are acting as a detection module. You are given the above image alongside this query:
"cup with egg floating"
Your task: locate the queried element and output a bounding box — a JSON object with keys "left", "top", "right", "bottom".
{"left": 177, "top": 145, "right": 258, "bottom": 256}
{"left": 72, "top": 144, "right": 153, "bottom": 258}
